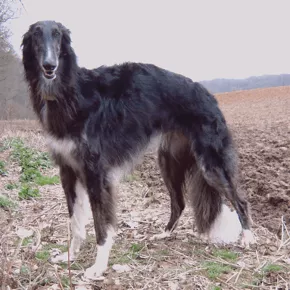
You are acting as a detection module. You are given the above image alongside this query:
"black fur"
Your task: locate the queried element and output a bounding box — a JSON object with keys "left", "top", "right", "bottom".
{"left": 22, "top": 21, "right": 252, "bottom": 254}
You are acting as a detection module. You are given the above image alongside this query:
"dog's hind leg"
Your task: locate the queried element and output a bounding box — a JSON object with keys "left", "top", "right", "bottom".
{"left": 151, "top": 133, "right": 193, "bottom": 240}
{"left": 83, "top": 166, "right": 117, "bottom": 280}
{"left": 51, "top": 165, "right": 91, "bottom": 263}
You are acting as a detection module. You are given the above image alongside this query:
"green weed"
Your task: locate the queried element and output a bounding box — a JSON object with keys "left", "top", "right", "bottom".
{"left": 212, "top": 249, "right": 239, "bottom": 262}
{"left": 35, "top": 250, "right": 50, "bottom": 261}
{"left": 5, "top": 182, "right": 18, "bottom": 190}
{"left": 131, "top": 243, "right": 143, "bottom": 253}
{"left": 61, "top": 276, "right": 70, "bottom": 288}
{"left": 18, "top": 185, "right": 40, "bottom": 200}
{"left": 35, "top": 243, "right": 68, "bottom": 262}
{"left": 7, "top": 138, "right": 51, "bottom": 184}
{"left": 8, "top": 138, "right": 51, "bottom": 170}
{"left": 22, "top": 237, "right": 33, "bottom": 247}
{"left": 110, "top": 243, "right": 144, "bottom": 265}
{"left": 20, "top": 168, "right": 42, "bottom": 183}
{"left": 130, "top": 243, "right": 144, "bottom": 258}
{"left": 203, "top": 261, "right": 233, "bottom": 279}
{"left": 0, "top": 160, "right": 7, "bottom": 176}
{"left": 0, "top": 143, "right": 6, "bottom": 153}
{"left": 0, "top": 195, "right": 15, "bottom": 209}
{"left": 35, "top": 175, "right": 60, "bottom": 186}
{"left": 211, "top": 286, "right": 222, "bottom": 290}
{"left": 110, "top": 254, "right": 131, "bottom": 265}
{"left": 20, "top": 264, "right": 30, "bottom": 275}
{"left": 262, "top": 264, "right": 283, "bottom": 274}
{"left": 3, "top": 138, "right": 60, "bottom": 200}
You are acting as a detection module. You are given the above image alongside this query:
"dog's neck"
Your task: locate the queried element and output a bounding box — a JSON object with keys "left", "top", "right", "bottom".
{"left": 28, "top": 55, "right": 80, "bottom": 138}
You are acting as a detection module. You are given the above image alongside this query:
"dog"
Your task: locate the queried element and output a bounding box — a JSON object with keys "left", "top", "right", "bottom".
{"left": 22, "top": 20, "right": 255, "bottom": 280}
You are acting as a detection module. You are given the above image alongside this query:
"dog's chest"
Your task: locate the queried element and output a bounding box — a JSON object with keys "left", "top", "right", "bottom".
{"left": 46, "top": 135, "right": 79, "bottom": 169}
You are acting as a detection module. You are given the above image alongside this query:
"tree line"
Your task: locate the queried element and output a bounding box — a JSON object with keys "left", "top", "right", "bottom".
{"left": 0, "top": 0, "right": 33, "bottom": 120}
{"left": 201, "top": 74, "right": 290, "bottom": 94}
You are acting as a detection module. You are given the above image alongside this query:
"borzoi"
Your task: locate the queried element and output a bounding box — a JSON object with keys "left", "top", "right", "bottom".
{"left": 22, "top": 20, "right": 255, "bottom": 280}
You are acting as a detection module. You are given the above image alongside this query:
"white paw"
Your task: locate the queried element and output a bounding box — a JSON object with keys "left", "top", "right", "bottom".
{"left": 50, "top": 251, "right": 75, "bottom": 263}
{"left": 240, "top": 229, "right": 256, "bottom": 248}
{"left": 150, "top": 231, "right": 171, "bottom": 241}
{"left": 83, "top": 264, "right": 106, "bottom": 281}
{"left": 208, "top": 204, "right": 242, "bottom": 244}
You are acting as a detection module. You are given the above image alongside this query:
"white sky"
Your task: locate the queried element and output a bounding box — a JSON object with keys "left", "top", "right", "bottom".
{"left": 7, "top": 0, "right": 290, "bottom": 81}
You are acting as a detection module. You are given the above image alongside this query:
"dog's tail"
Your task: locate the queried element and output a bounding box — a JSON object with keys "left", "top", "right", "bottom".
{"left": 187, "top": 162, "right": 224, "bottom": 234}
{"left": 185, "top": 102, "right": 252, "bottom": 243}
{"left": 186, "top": 137, "right": 244, "bottom": 243}
{"left": 159, "top": 129, "right": 246, "bottom": 242}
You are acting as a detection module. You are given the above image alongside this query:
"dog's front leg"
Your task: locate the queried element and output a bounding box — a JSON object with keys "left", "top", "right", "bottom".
{"left": 83, "top": 161, "right": 117, "bottom": 280}
{"left": 51, "top": 166, "right": 91, "bottom": 263}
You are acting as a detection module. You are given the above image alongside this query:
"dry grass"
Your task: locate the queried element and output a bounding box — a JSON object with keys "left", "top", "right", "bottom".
{"left": 1, "top": 87, "right": 290, "bottom": 289}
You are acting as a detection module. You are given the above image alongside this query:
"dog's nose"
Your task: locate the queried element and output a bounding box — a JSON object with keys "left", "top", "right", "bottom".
{"left": 42, "top": 62, "right": 56, "bottom": 71}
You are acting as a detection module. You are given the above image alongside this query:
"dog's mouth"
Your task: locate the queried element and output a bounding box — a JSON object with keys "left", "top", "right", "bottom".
{"left": 43, "top": 70, "right": 56, "bottom": 80}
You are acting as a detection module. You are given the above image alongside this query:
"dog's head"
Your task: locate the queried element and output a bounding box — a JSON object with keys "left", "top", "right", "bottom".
{"left": 22, "top": 20, "right": 71, "bottom": 80}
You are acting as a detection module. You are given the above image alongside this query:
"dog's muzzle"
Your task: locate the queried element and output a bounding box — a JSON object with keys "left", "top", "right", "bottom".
{"left": 42, "top": 61, "right": 57, "bottom": 80}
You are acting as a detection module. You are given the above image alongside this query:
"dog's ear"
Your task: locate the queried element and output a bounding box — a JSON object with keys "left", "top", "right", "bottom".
{"left": 61, "top": 26, "right": 71, "bottom": 45}
{"left": 21, "top": 23, "right": 37, "bottom": 49}
{"left": 21, "top": 27, "right": 34, "bottom": 68}
{"left": 21, "top": 30, "right": 32, "bottom": 50}
{"left": 57, "top": 22, "right": 72, "bottom": 55}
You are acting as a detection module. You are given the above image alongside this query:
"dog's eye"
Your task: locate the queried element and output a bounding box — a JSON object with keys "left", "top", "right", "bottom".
{"left": 53, "top": 30, "right": 61, "bottom": 37}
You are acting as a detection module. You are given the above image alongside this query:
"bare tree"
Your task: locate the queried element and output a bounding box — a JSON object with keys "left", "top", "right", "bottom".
{"left": 0, "top": 0, "right": 15, "bottom": 49}
{"left": 0, "top": 0, "right": 33, "bottom": 120}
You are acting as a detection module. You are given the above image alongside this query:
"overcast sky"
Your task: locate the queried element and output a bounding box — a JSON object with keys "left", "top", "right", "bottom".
{"left": 8, "top": 0, "right": 290, "bottom": 81}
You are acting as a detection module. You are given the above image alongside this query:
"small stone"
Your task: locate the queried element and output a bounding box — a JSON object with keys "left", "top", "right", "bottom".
{"left": 112, "top": 264, "right": 131, "bottom": 273}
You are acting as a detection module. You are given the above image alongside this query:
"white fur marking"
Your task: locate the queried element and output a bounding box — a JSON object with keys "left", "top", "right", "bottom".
{"left": 39, "top": 74, "right": 57, "bottom": 100}
{"left": 46, "top": 135, "right": 78, "bottom": 169}
{"left": 108, "top": 163, "right": 132, "bottom": 185}
{"left": 84, "top": 226, "right": 116, "bottom": 280}
{"left": 241, "top": 229, "right": 256, "bottom": 248}
{"left": 71, "top": 181, "right": 91, "bottom": 240}
{"left": 51, "top": 181, "right": 91, "bottom": 263}
{"left": 46, "top": 47, "right": 53, "bottom": 63}
{"left": 208, "top": 204, "right": 242, "bottom": 244}
{"left": 46, "top": 135, "right": 76, "bottom": 155}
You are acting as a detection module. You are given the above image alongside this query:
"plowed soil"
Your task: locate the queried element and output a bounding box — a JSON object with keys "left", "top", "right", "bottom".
{"left": 216, "top": 87, "right": 290, "bottom": 234}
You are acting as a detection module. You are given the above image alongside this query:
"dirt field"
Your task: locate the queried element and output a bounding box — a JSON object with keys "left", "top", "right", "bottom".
{"left": 0, "top": 86, "right": 289, "bottom": 289}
